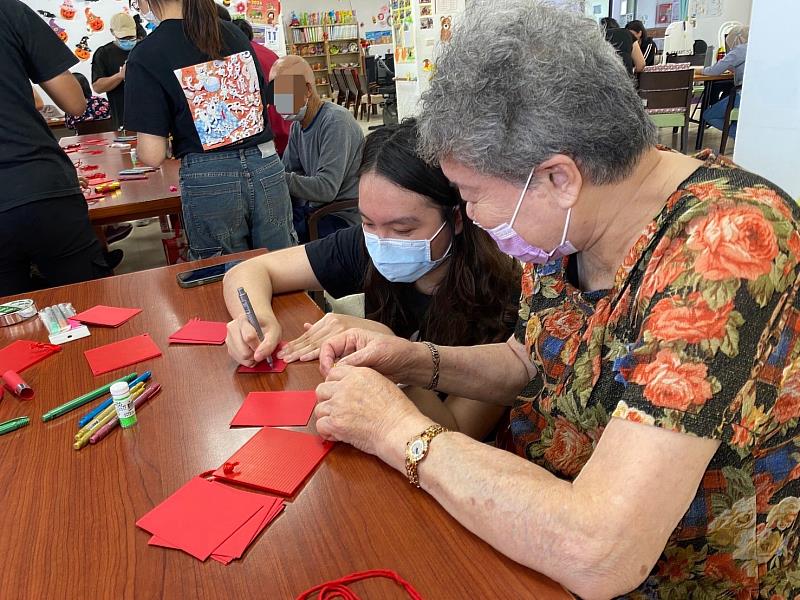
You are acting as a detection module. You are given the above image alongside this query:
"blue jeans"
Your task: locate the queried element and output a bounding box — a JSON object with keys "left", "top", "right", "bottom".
{"left": 179, "top": 147, "right": 297, "bottom": 260}
{"left": 703, "top": 92, "right": 740, "bottom": 138}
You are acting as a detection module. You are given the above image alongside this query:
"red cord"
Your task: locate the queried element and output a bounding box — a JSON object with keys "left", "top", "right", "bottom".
{"left": 296, "top": 569, "right": 424, "bottom": 600}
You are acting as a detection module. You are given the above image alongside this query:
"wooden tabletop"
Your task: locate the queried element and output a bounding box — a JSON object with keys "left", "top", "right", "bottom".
{"left": 0, "top": 253, "right": 570, "bottom": 600}
{"left": 61, "top": 131, "right": 181, "bottom": 226}
{"left": 47, "top": 116, "right": 66, "bottom": 128}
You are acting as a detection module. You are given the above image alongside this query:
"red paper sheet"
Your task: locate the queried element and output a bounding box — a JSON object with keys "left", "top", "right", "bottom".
{"left": 212, "top": 427, "right": 333, "bottom": 497}
{"left": 137, "top": 477, "right": 264, "bottom": 561}
{"left": 230, "top": 391, "right": 317, "bottom": 427}
{"left": 84, "top": 191, "right": 107, "bottom": 202}
{"left": 84, "top": 334, "right": 162, "bottom": 376}
{"left": 169, "top": 319, "right": 227, "bottom": 345}
{"left": 0, "top": 340, "right": 61, "bottom": 375}
{"left": 74, "top": 305, "right": 142, "bottom": 327}
{"left": 236, "top": 342, "right": 287, "bottom": 373}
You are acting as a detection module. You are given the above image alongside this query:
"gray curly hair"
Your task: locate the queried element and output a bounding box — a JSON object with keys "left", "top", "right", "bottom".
{"left": 417, "top": 0, "right": 657, "bottom": 185}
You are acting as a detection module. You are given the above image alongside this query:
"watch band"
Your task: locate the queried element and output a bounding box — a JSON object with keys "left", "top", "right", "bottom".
{"left": 405, "top": 424, "right": 448, "bottom": 488}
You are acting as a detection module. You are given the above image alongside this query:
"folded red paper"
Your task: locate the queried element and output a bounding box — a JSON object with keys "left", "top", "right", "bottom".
{"left": 231, "top": 391, "right": 317, "bottom": 427}
{"left": 0, "top": 340, "right": 61, "bottom": 375}
{"left": 137, "top": 477, "right": 265, "bottom": 561}
{"left": 236, "top": 342, "right": 287, "bottom": 373}
{"left": 74, "top": 305, "right": 142, "bottom": 327}
{"left": 212, "top": 427, "right": 333, "bottom": 496}
{"left": 169, "top": 319, "right": 227, "bottom": 345}
{"left": 84, "top": 333, "right": 162, "bottom": 376}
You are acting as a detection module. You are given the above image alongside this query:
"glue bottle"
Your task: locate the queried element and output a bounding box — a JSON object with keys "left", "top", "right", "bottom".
{"left": 110, "top": 381, "right": 137, "bottom": 428}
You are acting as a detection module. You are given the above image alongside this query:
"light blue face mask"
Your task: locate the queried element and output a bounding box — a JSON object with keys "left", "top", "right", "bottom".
{"left": 141, "top": 9, "right": 160, "bottom": 27}
{"left": 116, "top": 38, "right": 137, "bottom": 51}
{"left": 363, "top": 221, "right": 453, "bottom": 283}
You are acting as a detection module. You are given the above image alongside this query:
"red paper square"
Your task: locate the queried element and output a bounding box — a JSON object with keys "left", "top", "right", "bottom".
{"left": 137, "top": 477, "right": 263, "bottom": 561}
{"left": 84, "top": 333, "right": 162, "bottom": 376}
{"left": 169, "top": 319, "right": 227, "bottom": 345}
{"left": 212, "top": 427, "right": 333, "bottom": 497}
{"left": 74, "top": 305, "right": 142, "bottom": 327}
{"left": 230, "top": 391, "right": 317, "bottom": 427}
{"left": 0, "top": 340, "right": 61, "bottom": 374}
{"left": 236, "top": 342, "right": 287, "bottom": 373}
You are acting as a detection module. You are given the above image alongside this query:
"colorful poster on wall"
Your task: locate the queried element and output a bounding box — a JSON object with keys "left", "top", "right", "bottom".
{"left": 365, "top": 30, "right": 392, "bottom": 44}
{"left": 434, "top": 0, "right": 458, "bottom": 15}
{"left": 656, "top": 2, "right": 672, "bottom": 23}
{"left": 247, "top": 0, "right": 264, "bottom": 23}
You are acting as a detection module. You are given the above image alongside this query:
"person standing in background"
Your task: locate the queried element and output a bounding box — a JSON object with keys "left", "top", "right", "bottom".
{"left": 626, "top": 20, "right": 657, "bottom": 66}
{"left": 0, "top": 0, "right": 111, "bottom": 295}
{"left": 92, "top": 13, "right": 138, "bottom": 130}
{"left": 231, "top": 18, "right": 290, "bottom": 156}
{"left": 124, "top": 0, "right": 296, "bottom": 259}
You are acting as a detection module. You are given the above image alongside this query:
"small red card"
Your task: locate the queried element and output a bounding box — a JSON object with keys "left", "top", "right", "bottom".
{"left": 236, "top": 342, "right": 287, "bottom": 373}
{"left": 0, "top": 340, "right": 61, "bottom": 375}
{"left": 84, "top": 334, "right": 162, "bottom": 376}
{"left": 212, "top": 427, "right": 333, "bottom": 497}
{"left": 169, "top": 319, "right": 227, "bottom": 345}
{"left": 74, "top": 305, "right": 142, "bottom": 327}
{"left": 230, "top": 391, "right": 317, "bottom": 427}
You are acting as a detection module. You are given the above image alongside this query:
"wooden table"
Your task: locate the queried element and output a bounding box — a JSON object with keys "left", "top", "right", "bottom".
{"left": 692, "top": 69, "right": 735, "bottom": 150}
{"left": 0, "top": 253, "right": 570, "bottom": 600}
{"left": 61, "top": 131, "right": 181, "bottom": 226}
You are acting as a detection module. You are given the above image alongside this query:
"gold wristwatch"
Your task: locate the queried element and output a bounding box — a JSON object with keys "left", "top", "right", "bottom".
{"left": 405, "top": 425, "right": 448, "bottom": 488}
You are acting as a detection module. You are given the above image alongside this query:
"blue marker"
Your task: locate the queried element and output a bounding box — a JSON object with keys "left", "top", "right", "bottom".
{"left": 77, "top": 371, "right": 152, "bottom": 427}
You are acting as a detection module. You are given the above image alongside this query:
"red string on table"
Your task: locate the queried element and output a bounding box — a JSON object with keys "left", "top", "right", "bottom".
{"left": 296, "top": 569, "right": 424, "bottom": 600}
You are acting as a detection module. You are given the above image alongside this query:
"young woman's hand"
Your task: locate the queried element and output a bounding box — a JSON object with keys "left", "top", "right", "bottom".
{"left": 225, "top": 313, "right": 282, "bottom": 367}
{"left": 278, "top": 314, "right": 393, "bottom": 363}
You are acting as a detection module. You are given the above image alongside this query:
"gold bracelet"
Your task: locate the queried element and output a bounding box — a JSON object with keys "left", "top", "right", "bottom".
{"left": 421, "top": 341, "right": 440, "bottom": 391}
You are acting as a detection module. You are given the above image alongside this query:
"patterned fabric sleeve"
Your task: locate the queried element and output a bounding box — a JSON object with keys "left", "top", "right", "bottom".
{"left": 612, "top": 178, "right": 800, "bottom": 453}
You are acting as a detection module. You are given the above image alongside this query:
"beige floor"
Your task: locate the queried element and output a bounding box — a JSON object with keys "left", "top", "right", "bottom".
{"left": 113, "top": 117, "right": 734, "bottom": 276}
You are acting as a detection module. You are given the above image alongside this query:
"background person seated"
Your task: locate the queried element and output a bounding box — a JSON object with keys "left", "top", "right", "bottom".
{"left": 272, "top": 55, "right": 365, "bottom": 242}
{"left": 702, "top": 25, "right": 748, "bottom": 138}
{"left": 65, "top": 73, "right": 110, "bottom": 130}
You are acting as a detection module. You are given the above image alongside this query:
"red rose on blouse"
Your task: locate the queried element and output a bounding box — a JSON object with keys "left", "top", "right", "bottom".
{"left": 774, "top": 367, "right": 800, "bottom": 424}
{"left": 639, "top": 236, "right": 689, "bottom": 301}
{"left": 755, "top": 472, "right": 778, "bottom": 513}
{"left": 644, "top": 292, "right": 731, "bottom": 344}
{"left": 743, "top": 186, "right": 793, "bottom": 220}
{"left": 543, "top": 309, "right": 584, "bottom": 340}
{"left": 686, "top": 205, "right": 778, "bottom": 281}
{"left": 630, "top": 348, "right": 713, "bottom": 411}
{"left": 542, "top": 417, "right": 593, "bottom": 477}
{"left": 788, "top": 231, "right": 800, "bottom": 260}
{"left": 687, "top": 181, "right": 725, "bottom": 202}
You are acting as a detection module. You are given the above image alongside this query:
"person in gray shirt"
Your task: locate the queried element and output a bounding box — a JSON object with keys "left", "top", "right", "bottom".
{"left": 272, "top": 55, "right": 364, "bottom": 242}
{"left": 701, "top": 25, "right": 748, "bottom": 137}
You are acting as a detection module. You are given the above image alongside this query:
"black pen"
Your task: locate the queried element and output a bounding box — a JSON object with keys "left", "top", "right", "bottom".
{"left": 237, "top": 287, "right": 273, "bottom": 367}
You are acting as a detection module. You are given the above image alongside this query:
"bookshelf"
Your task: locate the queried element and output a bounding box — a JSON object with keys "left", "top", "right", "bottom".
{"left": 286, "top": 13, "right": 365, "bottom": 100}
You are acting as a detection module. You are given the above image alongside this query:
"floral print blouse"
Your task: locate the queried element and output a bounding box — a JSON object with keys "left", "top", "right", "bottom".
{"left": 511, "top": 151, "right": 800, "bottom": 598}
{"left": 65, "top": 96, "right": 110, "bottom": 130}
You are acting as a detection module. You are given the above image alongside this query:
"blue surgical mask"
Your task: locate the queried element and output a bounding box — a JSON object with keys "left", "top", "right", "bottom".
{"left": 282, "top": 98, "right": 308, "bottom": 122}
{"left": 116, "top": 39, "right": 137, "bottom": 51}
{"left": 141, "top": 9, "right": 160, "bottom": 27}
{"left": 364, "top": 221, "right": 453, "bottom": 283}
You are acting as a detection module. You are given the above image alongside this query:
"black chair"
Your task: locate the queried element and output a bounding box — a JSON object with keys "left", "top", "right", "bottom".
{"left": 307, "top": 198, "right": 359, "bottom": 308}
{"left": 719, "top": 85, "right": 741, "bottom": 155}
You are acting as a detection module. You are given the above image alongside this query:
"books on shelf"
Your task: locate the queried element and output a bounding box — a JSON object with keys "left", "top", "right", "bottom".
{"left": 290, "top": 24, "right": 359, "bottom": 43}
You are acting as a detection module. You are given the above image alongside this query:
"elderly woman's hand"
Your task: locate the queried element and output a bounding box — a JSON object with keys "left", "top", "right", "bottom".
{"left": 279, "top": 314, "right": 394, "bottom": 364}
{"left": 318, "top": 328, "right": 431, "bottom": 383}
{"left": 314, "top": 365, "right": 432, "bottom": 465}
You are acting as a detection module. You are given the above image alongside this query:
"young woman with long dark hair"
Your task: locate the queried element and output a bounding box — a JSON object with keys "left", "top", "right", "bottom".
{"left": 124, "top": 0, "right": 295, "bottom": 259}
{"left": 625, "top": 20, "right": 657, "bottom": 66}
{"left": 223, "top": 119, "right": 521, "bottom": 438}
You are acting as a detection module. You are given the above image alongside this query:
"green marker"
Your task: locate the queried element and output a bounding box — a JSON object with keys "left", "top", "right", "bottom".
{"left": 41, "top": 372, "right": 138, "bottom": 422}
{"left": 0, "top": 417, "right": 30, "bottom": 436}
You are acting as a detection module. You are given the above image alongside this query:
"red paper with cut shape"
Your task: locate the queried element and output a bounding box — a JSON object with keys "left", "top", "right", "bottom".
{"left": 0, "top": 340, "right": 61, "bottom": 374}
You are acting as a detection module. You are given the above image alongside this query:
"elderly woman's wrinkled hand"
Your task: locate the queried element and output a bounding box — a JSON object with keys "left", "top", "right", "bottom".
{"left": 318, "top": 328, "right": 425, "bottom": 382}
{"left": 313, "top": 365, "right": 424, "bottom": 460}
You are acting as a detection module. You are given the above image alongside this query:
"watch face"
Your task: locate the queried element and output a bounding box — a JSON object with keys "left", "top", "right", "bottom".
{"left": 408, "top": 438, "right": 427, "bottom": 461}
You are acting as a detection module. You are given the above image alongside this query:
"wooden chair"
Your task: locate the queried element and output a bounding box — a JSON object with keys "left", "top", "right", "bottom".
{"left": 342, "top": 69, "right": 363, "bottom": 118}
{"left": 307, "top": 198, "right": 359, "bottom": 308}
{"left": 637, "top": 63, "right": 694, "bottom": 152}
{"left": 332, "top": 69, "right": 352, "bottom": 109}
{"left": 719, "top": 85, "right": 741, "bottom": 155}
{"left": 75, "top": 118, "right": 116, "bottom": 135}
{"left": 353, "top": 69, "right": 376, "bottom": 122}
{"left": 329, "top": 71, "right": 344, "bottom": 105}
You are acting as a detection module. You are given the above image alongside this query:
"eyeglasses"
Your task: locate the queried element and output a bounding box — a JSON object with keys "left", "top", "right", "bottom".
{"left": 130, "top": 0, "right": 140, "bottom": 11}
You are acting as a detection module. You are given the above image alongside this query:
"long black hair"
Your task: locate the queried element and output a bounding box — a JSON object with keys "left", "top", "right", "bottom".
{"left": 360, "top": 119, "right": 521, "bottom": 347}
{"left": 625, "top": 20, "right": 651, "bottom": 47}
{"left": 146, "top": 0, "right": 223, "bottom": 58}
{"left": 73, "top": 72, "right": 92, "bottom": 99}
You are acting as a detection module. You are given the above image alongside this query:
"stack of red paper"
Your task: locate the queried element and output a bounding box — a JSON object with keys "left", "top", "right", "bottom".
{"left": 137, "top": 477, "right": 284, "bottom": 565}
{"left": 169, "top": 318, "right": 228, "bottom": 345}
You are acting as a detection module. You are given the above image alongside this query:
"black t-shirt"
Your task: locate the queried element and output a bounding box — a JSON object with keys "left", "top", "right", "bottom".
{"left": 0, "top": 0, "right": 80, "bottom": 212}
{"left": 124, "top": 19, "right": 273, "bottom": 158}
{"left": 304, "top": 225, "right": 431, "bottom": 340}
{"left": 605, "top": 27, "right": 635, "bottom": 74}
{"left": 641, "top": 38, "right": 658, "bottom": 66}
{"left": 91, "top": 41, "right": 130, "bottom": 129}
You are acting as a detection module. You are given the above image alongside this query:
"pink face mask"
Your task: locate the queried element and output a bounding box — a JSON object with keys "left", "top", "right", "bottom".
{"left": 475, "top": 168, "right": 577, "bottom": 264}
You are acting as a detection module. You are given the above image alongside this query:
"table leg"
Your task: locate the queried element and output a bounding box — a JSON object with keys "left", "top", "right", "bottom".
{"left": 695, "top": 80, "right": 713, "bottom": 150}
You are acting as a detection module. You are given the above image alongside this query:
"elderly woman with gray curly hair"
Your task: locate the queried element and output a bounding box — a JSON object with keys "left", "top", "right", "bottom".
{"left": 310, "top": 1, "right": 800, "bottom": 597}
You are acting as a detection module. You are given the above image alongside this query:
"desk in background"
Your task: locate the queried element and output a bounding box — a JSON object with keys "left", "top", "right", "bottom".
{"left": 0, "top": 252, "right": 571, "bottom": 599}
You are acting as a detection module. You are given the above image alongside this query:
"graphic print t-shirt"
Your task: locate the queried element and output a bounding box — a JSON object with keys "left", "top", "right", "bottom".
{"left": 124, "top": 19, "right": 273, "bottom": 158}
